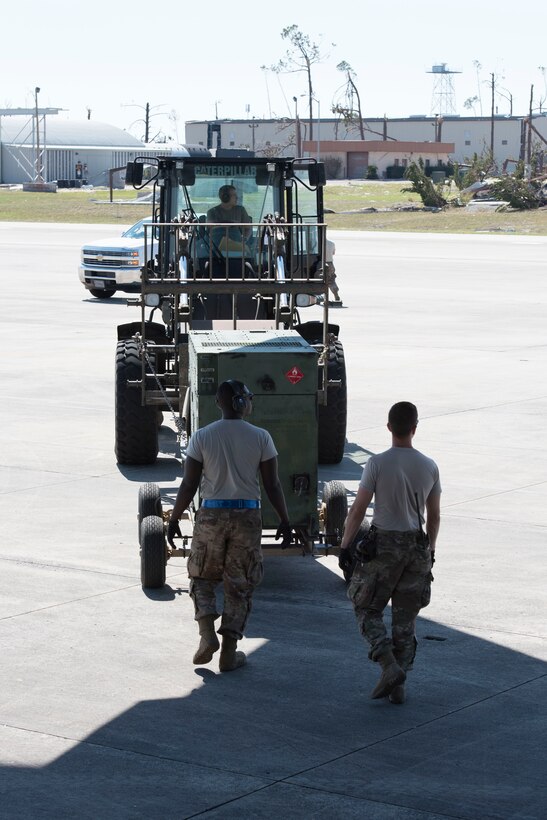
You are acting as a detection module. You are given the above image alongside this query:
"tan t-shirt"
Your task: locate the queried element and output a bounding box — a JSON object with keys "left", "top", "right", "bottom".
{"left": 360, "top": 446, "right": 441, "bottom": 531}
{"left": 186, "top": 419, "right": 277, "bottom": 500}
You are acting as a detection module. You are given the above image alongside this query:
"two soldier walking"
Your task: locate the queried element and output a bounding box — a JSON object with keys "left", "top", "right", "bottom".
{"left": 168, "top": 386, "right": 440, "bottom": 704}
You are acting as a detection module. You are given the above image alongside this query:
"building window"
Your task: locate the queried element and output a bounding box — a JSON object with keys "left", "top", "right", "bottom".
{"left": 198, "top": 141, "right": 204, "bottom": 145}
{"left": 402, "top": 158, "right": 408, "bottom": 167}
{"left": 425, "top": 159, "right": 430, "bottom": 167}
{"left": 501, "top": 139, "right": 508, "bottom": 145}
{"left": 393, "top": 158, "right": 399, "bottom": 167}
{"left": 465, "top": 140, "right": 471, "bottom": 146}
{"left": 229, "top": 141, "right": 235, "bottom": 146}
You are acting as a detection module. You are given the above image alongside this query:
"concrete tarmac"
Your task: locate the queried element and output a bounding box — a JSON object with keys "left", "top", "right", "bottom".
{"left": 0, "top": 223, "right": 545, "bottom": 819}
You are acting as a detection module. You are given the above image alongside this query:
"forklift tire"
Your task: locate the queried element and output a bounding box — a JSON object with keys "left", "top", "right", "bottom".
{"left": 318, "top": 340, "right": 347, "bottom": 464}
{"left": 89, "top": 288, "right": 116, "bottom": 299}
{"left": 115, "top": 340, "right": 159, "bottom": 465}
{"left": 322, "top": 480, "right": 348, "bottom": 547}
{"left": 138, "top": 483, "right": 162, "bottom": 542}
{"left": 140, "top": 515, "right": 166, "bottom": 589}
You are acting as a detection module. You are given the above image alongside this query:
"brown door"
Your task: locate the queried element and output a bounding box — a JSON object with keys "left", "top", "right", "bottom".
{"left": 347, "top": 151, "right": 369, "bottom": 179}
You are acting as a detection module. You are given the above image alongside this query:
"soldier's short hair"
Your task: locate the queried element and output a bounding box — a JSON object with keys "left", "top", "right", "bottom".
{"left": 388, "top": 402, "right": 418, "bottom": 436}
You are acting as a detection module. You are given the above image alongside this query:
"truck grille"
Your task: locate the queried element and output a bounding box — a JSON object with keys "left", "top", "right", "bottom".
{"left": 82, "top": 250, "right": 139, "bottom": 268}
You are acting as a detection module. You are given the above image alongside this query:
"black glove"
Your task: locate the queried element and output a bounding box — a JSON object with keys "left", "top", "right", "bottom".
{"left": 167, "top": 517, "right": 182, "bottom": 549}
{"left": 275, "top": 522, "right": 293, "bottom": 550}
{"left": 338, "top": 547, "right": 354, "bottom": 573}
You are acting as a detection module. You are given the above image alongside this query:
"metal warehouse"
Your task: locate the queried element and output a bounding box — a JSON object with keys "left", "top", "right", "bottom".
{"left": 0, "top": 112, "right": 147, "bottom": 186}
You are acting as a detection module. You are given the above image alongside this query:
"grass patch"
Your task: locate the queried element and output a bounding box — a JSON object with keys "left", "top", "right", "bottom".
{"left": 0, "top": 188, "right": 150, "bottom": 225}
{"left": 0, "top": 181, "right": 545, "bottom": 235}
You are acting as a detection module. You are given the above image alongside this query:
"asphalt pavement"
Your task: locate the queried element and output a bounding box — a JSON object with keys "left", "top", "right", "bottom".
{"left": 0, "top": 223, "right": 545, "bottom": 819}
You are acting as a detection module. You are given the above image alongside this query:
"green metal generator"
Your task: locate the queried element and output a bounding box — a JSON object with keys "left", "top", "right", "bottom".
{"left": 188, "top": 328, "right": 319, "bottom": 533}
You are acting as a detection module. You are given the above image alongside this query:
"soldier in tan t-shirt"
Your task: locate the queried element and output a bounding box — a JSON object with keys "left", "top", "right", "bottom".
{"left": 339, "top": 401, "right": 441, "bottom": 704}
{"left": 168, "top": 380, "right": 291, "bottom": 672}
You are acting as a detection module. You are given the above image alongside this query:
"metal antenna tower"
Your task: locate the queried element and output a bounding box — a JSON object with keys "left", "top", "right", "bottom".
{"left": 428, "top": 63, "right": 461, "bottom": 115}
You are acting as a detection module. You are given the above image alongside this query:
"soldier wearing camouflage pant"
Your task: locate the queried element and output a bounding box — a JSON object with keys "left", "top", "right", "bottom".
{"left": 339, "top": 402, "right": 441, "bottom": 703}
{"left": 167, "top": 380, "right": 291, "bottom": 672}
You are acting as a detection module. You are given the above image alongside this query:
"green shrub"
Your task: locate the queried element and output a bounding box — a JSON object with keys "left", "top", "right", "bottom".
{"left": 385, "top": 165, "right": 406, "bottom": 180}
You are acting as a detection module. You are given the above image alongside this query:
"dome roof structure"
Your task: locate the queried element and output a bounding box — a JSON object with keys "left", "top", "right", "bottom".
{"left": 0, "top": 118, "right": 145, "bottom": 148}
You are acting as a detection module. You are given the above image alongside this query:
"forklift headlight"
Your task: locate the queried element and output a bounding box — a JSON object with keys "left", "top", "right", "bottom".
{"left": 144, "top": 294, "right": 161, "bottom": 307}
{"left": 296, "top": 294, "right": 317, "bottom": 307}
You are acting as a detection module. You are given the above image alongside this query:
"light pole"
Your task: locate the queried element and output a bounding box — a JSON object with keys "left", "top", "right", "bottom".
{"left": 34, "top": 86, "right": 43, "bottom": 183}
{"left": 312, "top": 96, "right": 320, "bottom": 160}
{"left": 292, "top": 96, "right": 302, "bottom": 156}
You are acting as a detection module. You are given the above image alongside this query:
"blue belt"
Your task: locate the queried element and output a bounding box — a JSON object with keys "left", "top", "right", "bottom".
{"left": 202, "top": 499, "right": 260, "bottom": 509}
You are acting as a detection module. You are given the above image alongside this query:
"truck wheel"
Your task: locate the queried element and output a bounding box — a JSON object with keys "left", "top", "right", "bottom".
{"left": 322, "top": 480, "right": 348, "bottom": 547}
{"left": 140, "top": 515, "right": 166, "bottom": 589}
{"left": 318, "top": 340, "right": 347, "bottom": 464}
{"left": 115, "top": 340, "right": 159, "bottom": 464}
{"left": 138, "top": 483, "right": 162, "bottom": 541}
{"left": 89, "top": 288, "right": 116, "bottom": 298}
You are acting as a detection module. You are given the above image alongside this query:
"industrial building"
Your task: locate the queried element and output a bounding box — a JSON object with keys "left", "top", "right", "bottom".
{"left": 0, "top": 112, "right": 148, "bottom": 186}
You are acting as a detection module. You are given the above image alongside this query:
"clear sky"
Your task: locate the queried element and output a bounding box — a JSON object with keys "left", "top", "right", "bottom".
{"left": 2, "top": 0, "right": 546, "bottom": 141}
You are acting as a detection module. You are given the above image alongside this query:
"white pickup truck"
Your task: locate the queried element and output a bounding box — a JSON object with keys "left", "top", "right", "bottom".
{"left": 78, "top": 217, "right": 155, "bottom": 299}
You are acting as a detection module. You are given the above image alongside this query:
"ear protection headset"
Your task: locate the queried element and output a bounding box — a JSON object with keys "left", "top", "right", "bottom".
{"left": 219, "top": 185, "right": 234, "bottom": 203}
{"left": 227, "top": 379, "right": 249, "bottom": 412}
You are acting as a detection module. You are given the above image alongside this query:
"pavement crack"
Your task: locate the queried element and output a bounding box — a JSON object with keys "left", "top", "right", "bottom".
{"left": 0, "top": 583, "right": 141, "bottom": 622}
{"left": 442, "top": 479, "right": 547, "bottom": 509}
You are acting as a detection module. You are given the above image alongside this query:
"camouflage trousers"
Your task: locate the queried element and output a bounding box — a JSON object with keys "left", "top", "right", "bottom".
{"left": 347, "top": 530, "right": 433, "bottom": 671}
{"left": 187, "top": 508, "right": 263, "bottom": 640}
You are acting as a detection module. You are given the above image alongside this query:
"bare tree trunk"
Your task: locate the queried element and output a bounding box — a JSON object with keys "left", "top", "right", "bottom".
{"left": 348, "top": 75, "right": 365, "bottom": 139}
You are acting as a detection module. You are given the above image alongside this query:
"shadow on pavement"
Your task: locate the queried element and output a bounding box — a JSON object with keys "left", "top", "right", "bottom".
{"left": 1, "top": 554, "right": 545, "bottom": 819}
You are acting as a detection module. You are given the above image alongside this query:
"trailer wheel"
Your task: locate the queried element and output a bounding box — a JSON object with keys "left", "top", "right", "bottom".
{"left": 140, "top": 515, "right": 166, "bottom": 589}
{"left": 89, "top": 288, "right": 116, "bottom": 299}
{"left": 318, "top": 340, "right": 347, "bottom": 464}
{"left": 322, "top": 480, "right": 348, "bottom": 547}
{"left": 138, "top": 483, "right": 162, "bottom": 541}
{"left": 115, "top": 340, "right": 159, "bottom": 464}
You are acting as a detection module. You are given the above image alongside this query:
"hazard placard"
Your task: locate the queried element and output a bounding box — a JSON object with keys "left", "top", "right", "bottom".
{"left": 285, "top": 365, "right": 304, "bottom": 384}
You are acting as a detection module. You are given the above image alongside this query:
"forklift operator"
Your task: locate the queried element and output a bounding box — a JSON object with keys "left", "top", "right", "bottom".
{"left": 207, "top": 185, "right": 253, "bottom": 253}
{"left": 167, "top": 379, "right": 292, "bottom": 672}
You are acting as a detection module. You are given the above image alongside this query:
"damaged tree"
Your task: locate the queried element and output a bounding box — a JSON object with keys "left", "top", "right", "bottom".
{"left": 403, "top": 160, "right": 447, "bottom": 208}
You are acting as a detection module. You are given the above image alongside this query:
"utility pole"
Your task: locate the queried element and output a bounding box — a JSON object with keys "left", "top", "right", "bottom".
{"left": 248, "top": 119, "right": 259, "bottom": 153}
{"left": 527, "top": 84, "right": 534, "bottom": 175}
{"left": 490, "top": 73, "right": 495, "bottom": 158}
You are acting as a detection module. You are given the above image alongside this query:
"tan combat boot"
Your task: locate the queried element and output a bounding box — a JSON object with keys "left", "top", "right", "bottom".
{"left": 370, "top": 650, "right": 406, "bottom": 699}
{"left": 219, "top": 636, "right": 246, "bottom": 672}
{"left": 193, "top": 615, "right": 220, "bottom": 665}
